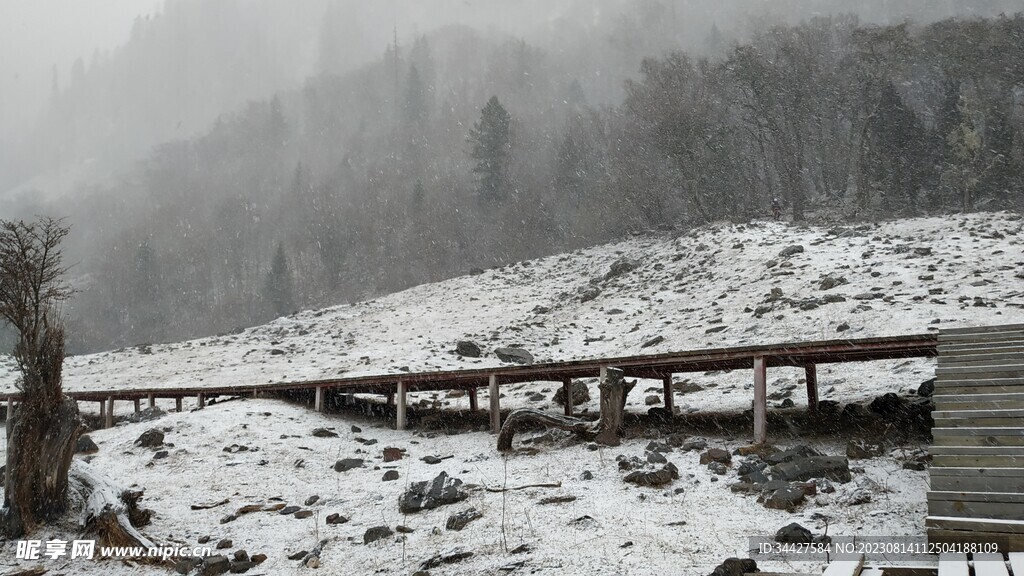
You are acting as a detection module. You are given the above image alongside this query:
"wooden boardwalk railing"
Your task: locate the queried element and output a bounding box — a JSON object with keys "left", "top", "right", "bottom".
{"left": 3, "top": 332, "right": 938, "bottom": 442}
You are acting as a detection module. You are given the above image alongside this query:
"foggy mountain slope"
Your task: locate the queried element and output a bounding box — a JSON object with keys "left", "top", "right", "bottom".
{"left": 1, "top": 211, "right": 1020, "bottom": 401}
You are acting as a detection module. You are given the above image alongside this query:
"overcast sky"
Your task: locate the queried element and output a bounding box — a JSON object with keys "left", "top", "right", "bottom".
{"left": 0, "top": 0, "right": 161, "bottom": 129}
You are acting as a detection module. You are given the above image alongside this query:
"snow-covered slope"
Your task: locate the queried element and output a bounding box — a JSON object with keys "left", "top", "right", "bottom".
{"left": 1, "top": 212, "right": 1022, "bottom": 406}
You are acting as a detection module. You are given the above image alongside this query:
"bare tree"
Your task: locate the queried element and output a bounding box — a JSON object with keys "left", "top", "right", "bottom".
{"left": 0, "top": 217, "right": 81, "bottom": 537}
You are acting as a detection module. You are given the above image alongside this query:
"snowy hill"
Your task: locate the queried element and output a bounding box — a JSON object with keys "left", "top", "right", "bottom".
{"left": 2, "top": 212, "right": 1022, "bottom": 409}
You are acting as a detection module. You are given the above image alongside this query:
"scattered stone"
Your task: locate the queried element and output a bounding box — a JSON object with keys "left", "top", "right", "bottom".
{"left": 382, "top": 470, "right": 400, "bottom": 481}
{"left": 681, "top": 438, "right": 708, "bottom": 452}
{"left": 216, "top": 539, "right": 232, "bottom": 550}
{"left": 624, "top": 463, "right": 679, "bottom": 487}
{"left": 383, "top": 447, "right": 403, "bottom": 462}
{"left": 762, "top": 485, "right": 806, "bottom": 511}
{"left": 818, "top": 276, "right": 847, "bottom": 290}
{"left": 396, "top": 525, "right": 414, "bottom": 534}
{"left": 606, "top": 257, "right": 640, "bottom": 279}
{"left": 455, "top": 341, "right": 482, "bottom": 357}
{"left": 294, "top": 510, "right": 313, "bottom": 519}
{"left": 775, "top": 522, "right": 813, "bottom": 544}
{"left": 645, "top": 395, "right": 661, "bottom": 405}
{"left": 364, "top": 526, "right": 394, "bottom": 545}
{"left": 580, "top": 470, "right": 594, "bottom": 480}
{"left": 494, "top": 347, "right": 534, "bottom": 365}
{"left": 641, "top": 335, "right": 665, "bottom": 348}
{"left": 709, "top": 558, "right": 758, "bottom": 576}
{"left": 420, "top": 550, "right": 473, "bottom": 570}
{"left": 351, "top": 425, "right": 362, "bottom": 433}
{"left": 779, "top": 245, "right": 805, "bottom": 258}
{"left": 846, "top": 440, "right": 884, "bottom": 459}
{"left": 311, "top": 428, "right": 338, "bottom": 438}
{"left": 399, "top": 472, "right": 469, "bottom": 513}
{"left": 279, "top": 506, "right": 300, "bottom": 515}
{"left": 199, "top": 555, "right": 231, "bottom": 576}
{"left": 250, "top": 554, "right": 267, "bottom": 564}
{"left": 333, "top": 458, "right": 365, "bottom": 472}
{"left": 553, "top": 381, "right": 591, "bottom": 406}
{"left": 325, "top": 513, "right": 348, "bottom": 525}
{"left": 917, "top": 378, "right": 936, "bottom": 398}
{"left": 135, "top": 429, "right": 165, "bottom": 448}
{"left": 76, "top": 435, "right": 99, "bottom": 454}
{"left": 699, "top": 448, "right": 731, "bottom": 465}
{"left": 305, "top": 495, "right": 319, "bottom": 506}
{"left": 578, "top": 285, "right": 602, "bottom": 302}
{"left": 446, "top": 508, "right": 482, "bottom": 531}
{"left": 770, "top": 456, "right": 851, "bottom": 483}
{"left": 647, "top": 451, "right": 667, "bottom": 464}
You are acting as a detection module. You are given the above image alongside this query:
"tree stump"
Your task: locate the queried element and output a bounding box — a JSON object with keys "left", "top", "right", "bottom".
{"left": 497, "top": 367, "right": 634, "bottom": 451}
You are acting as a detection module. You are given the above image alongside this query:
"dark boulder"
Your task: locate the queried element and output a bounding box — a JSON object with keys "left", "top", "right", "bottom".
{"left": 445, "top": 508, "right": 482, "bottom": 531}
{"left": 455, "top": 341, "right": 482, "bottom": 358}
{"left": 708, "top": 558, "right": 758, "bottom": 576}
{"left": 553, "top": 381, "right": 590, "bottom": 406}
{"left": 494, "top": 347, "right": 534, "bottom": 365}
{"left": 775, "top": 522, "right": 813, "bottom": 544}
{"left": 399, "top": 472, "right": 469, "bottom": 513}
{"left": 135, "top": 428, "right": 165, "bottom": 448}
{"left": 770, "top": 456, "right": 851, "bottom": 483}
{"left": 76, "top": 434, "right": 99, "bottom": 454}
{"left": 363, "top": 526, "right": 393, "bottom": 545}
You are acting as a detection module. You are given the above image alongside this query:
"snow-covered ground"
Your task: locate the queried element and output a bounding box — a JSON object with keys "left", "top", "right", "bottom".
{"left": 0, "top": 397, "right": 932, "bottom": 575}
{"left": 0, "top": 212, "right": 1021, "bottom": 575}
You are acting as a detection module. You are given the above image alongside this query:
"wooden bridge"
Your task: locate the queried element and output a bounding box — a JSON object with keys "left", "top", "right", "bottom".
{"left": 5, "top": 332, "right": 938, "bottom": 443}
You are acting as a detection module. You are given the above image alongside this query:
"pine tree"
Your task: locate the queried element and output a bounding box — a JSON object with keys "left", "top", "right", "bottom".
{"left": 468, "top": 96, "right": 512, "bottom": 202}
{"left": 264, "top": 242, "right": 294, "bottom": 318}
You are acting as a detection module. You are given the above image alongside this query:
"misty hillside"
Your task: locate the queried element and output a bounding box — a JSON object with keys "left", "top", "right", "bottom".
{"left": 2, "top": 3, "right": 1024, "bottom": 358}
{"left": 3, "top": 211, "right": 1021, "bottom": 402}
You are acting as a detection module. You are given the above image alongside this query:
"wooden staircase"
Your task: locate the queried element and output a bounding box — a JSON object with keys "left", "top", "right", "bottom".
{"left": 927, "top": 324, "right": 1024, "bottom": 552}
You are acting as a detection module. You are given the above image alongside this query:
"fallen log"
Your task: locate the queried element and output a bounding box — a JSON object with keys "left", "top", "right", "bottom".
{"left": 68, "top": 461, "right": 157, "bottom": 553}
{"left": 497, "top": 367, "right": 634, "bottom": 451}
{"left": 484, "top": 482, "right": 562, "bottom": 493}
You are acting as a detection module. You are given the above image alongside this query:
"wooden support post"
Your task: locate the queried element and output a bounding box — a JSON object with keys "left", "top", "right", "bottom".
{"left": 662, "top": 375, "right": 674, "bottom": 413}
{"left": 197, "top": 393, "right": 205, "bottom": 408}
{"left": 753, "top": 356, "right": 767, "bottom": 445}
{"left": 468, "top": 389, "right": 478, "bottom": 412}
{"left": 805, "top": 364, "right": 819, "bottom": 412}
{"left": 99, "top": 401, "right": 106, "bottom": 420}
{"left": 386, "top": 392, "right": 394, "bottom": 406}
{"left": 175, "top": 397, "right": 183, "bottom": 412}
{"left": 314, "top": 386, "right": 325, "bottom": 412}
{"left": 562, "top": 378, "right": 573, "bottom": 416}
{"left": 147, "top": 393, "right": 155, "bottom": 409}
{"left": 133, "top": 398, "right": 141, "bottom": 413}
{"left": 6, "top": 396, "right": 12, "bottom": 420}
{"left": 396, "top": 381, "right": 407, "bottom": 431}
{"left": 105, "top": 396, "right": 114, "bottom": 429}
{"left": 489, "top": 374, "right": 500, "bottom": 434}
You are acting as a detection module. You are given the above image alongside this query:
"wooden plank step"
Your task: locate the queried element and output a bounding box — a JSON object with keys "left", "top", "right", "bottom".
{"left": 932, "top": 455, "right": 1024, "bottom": 467}
{"left": 930, "top": 474, "right": 1024, "bottom": 492}
{"left": 935, "top": 395, "right": 1024, "bottom": 410}
{"left": 935, "top": 418, "right": 1024, "bottom": 427}
{"left": 822, "top": 554, "right": 864, "bottom": 576}
{"left": 940, "top": 324, "right": 1024, "bottom": 336}
{"left": 930, "top": 467, "right": 1024, "bottom": 477}
{"left": 941, "top": 355, "right": 1024, "bottom": 367}
{"left": 1008, "top": 552, "right": 1024, "bottom": 576}
{"left": 939, "top": 343, "right": 1024, "bottom": 353}
{"left": 939, "top": 328, "right": 1024, "bottom": 339}
{"left": 928, "top": 498, "right": 1024, "bottom": 520}
{"left": 928, "top": 528, "right": 1024, "bottom": 553}
{"left": 932, "top": 430, "right": 1024, "bottom": 448}
{"left": 938, "top": 552, "right": 969, "bottom": 576}
{"left": 930, "top": 447, "right": 1024, "bottom": 456}
{"left": 936, "top": 367, "right": 1024, "bottom": 378}
{"left": 934, "top": 385, "right": 1024, "bottom": 396}
{"left": 973, "top": 552, "right": 1010, "bottom": 576}
{"left": 935, "top": 377, "right": 1024, "bottom": 387}
{"left": 926, "top": 516, "right": 1024, "bottom": 534}
{"left": 929, "top": 491, "right": 1024, "bottom": 503}
{"left": 934, "top": 409, "right": 1024, "bottom": 419}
